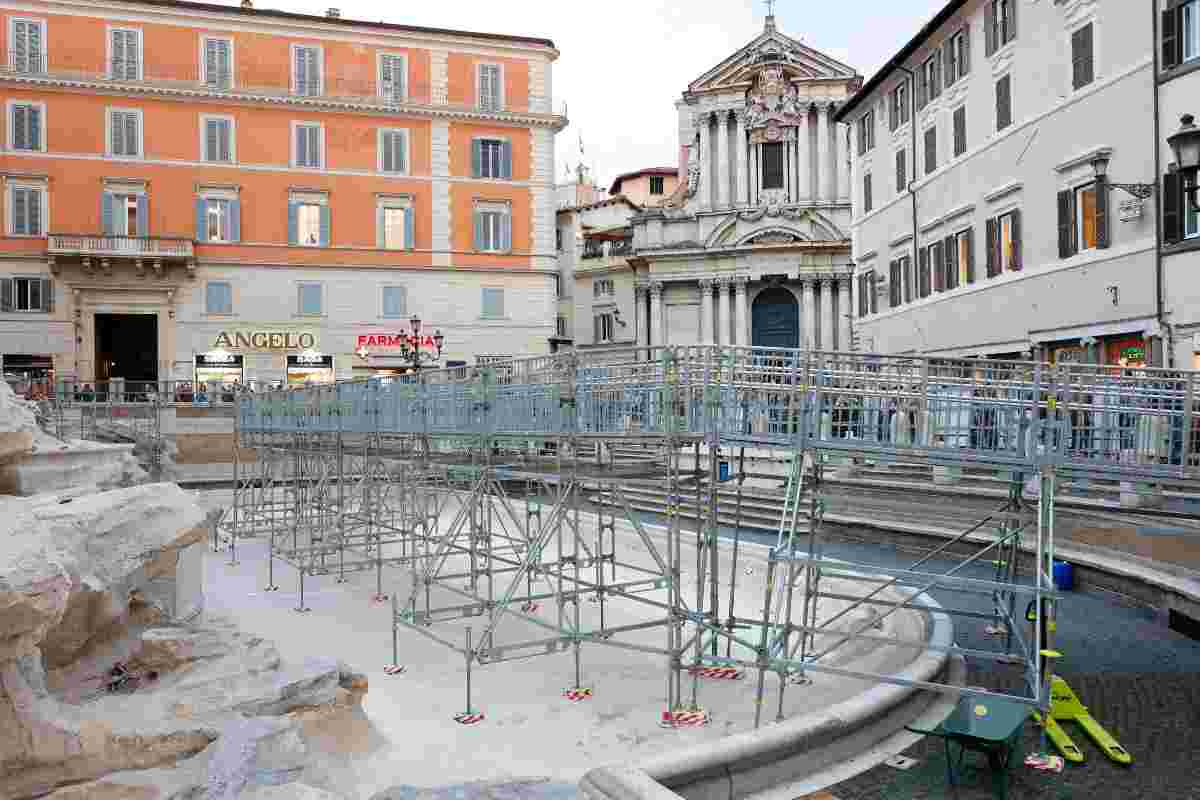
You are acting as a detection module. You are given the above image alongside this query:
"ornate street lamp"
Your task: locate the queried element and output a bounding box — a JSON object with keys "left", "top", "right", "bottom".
{"left": 398, "top": 315, "right": 444, "bottom": 369}
{"left": 1089, "top": 153, "right": 1155, "bottom": 200}
{"left": 1167, "top": 113, "right": 1200, "bottom": 211}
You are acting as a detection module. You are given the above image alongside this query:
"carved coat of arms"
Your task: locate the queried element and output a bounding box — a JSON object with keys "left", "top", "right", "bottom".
{"left": 745, "top": 65, "right": 805, "bottom": 145}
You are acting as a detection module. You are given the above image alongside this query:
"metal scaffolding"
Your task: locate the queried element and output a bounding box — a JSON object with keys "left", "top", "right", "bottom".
{"left": 221, "top": 345, "right": 1200, "bottom": 726}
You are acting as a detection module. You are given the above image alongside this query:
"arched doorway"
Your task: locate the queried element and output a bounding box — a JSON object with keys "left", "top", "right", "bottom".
{"left": 752, "top": 287, "right": 799, "bottom": 349}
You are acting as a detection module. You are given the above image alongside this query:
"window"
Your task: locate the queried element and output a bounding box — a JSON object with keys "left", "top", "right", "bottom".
{"left": 378, "top": 199, "right": 413, "bottom": 250}
{"left": 889, "top": 259, "right": 903, "bottom": 307}
{"left": 986, "top": 0, "right": 1016, "bottom": 55}
{"left": 955, "top": 228, "right": 974, "bottom": 286}
{"left": 379, "top": 129, "right": 408, "bottom": 174}
{"left": 889, "top": 83, "right": 910, "bottom": 131}
{"left": 202, "top": 116, "right": 233, "bottom": 163}
{"left": 928, "top": 241, "right": 944, "bottom": 293}
{"left": 206, "top": 281, "right": 232, "bottom": 315}
{"left": 203, "top": 37, "right": 232, "bottom": 89}
{"left": 986, "top": 209, "right": 1022, "bottom": 275}
{"left": 896, "top": 149, "right": 907, "bottom": 193}
{"left": 593, "top": 278, "right": 614, "bottom": 297}
{"left": 382, "top": 285, "right": 407, "bottom": 318}
{"left": 945, "top": 27, "right": 970, "bottom": 85}
{"left": 762, "top": 141, "right": 785, "bottom": 190}
{"left": 953, "top": 106, "right": 967, "bottom": 157}
{"left": 109, "top": 28, "right": 141, "bottom": 80}
{"left": 474, "top": 138, "right": 512, "bottom": 179}
{"left": 924, "top": 126, "right": 937, "bottom": 175}
{"left": 995, "top": 74, "right": 1012, "bottom": 131}
{"left": 103, "top": 192, "right": 145, "bottom": 236}
{"left": 556, "top": 228, "right": 563, "bottom": 251}
{"left": 1163, "top": 0, "right": 1200, "bottom": 68}
{"left": 650, "top": 175, "right": 665, "bottom": 195}
{"left": 919, "top": 50, "right": 942, "bottom": 108}
{"left": 292, "top": 45, "right": 321, "bottom": 96}
{"left": 8, "top": 185, "right": 44, "bottom": 236}
{"left": 901, "top": 255, "right": 914, "bottom": 302}
{"left": 474, "top": 203, "right": 511, "bottom": 252}
{"left": 292, "top": 202, "right": 326, "bottom": 247}
{"left": 9, "top": 19, "right": 45, "bottom": 73}
{"left": 1, "top": 276, "right": 52, "bottom": 312}
{"left": 556, "top": 315, "right": 568, "bottom": 337}
{"left": 1163, "top": 171, "right": 1200, "bottom": 243}
{"left": 379, "top": 54, "right": 407, "bottom": 103}
{"left": 294, "top": 123, "right": 322, "bottom": 168}
{"left": 9, "top": 102, "right": 43, "bottom": 152}
{"left": 477, "top": 63, "right": 503, "bottom": 110}
{"left": 1071, "top": 23, "right": 1095, "bottom": 90}
{"left": 594, "top": 312, "right": 614, "bottom": 344}
{"left": 205, "top": 199, "right": 233, "bottom": 242}
{"left": 858, "top": 271, "right": 877, "bottom": 317}
{"left": 857, "top": 110, "right": 875, "bottom": 155}
{"left": 297, "top": 283, "right": 322, "bottom": 316}
{"left": 481, "top": 287, "right": 505, "bottom": 318}
{"left": 863, "top": 173, "right": 873, "bottom": 213}
{"left": 108, "top": 109, "right": 141, "bottom": 158}
{"left": 1056, "top": 183, "right": 1108, "bottom": 257}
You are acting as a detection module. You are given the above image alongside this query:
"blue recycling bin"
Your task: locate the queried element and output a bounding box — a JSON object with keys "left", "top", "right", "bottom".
{"left": 1053, "top": 560, "right": 1074, "bottom": 591}
{"left": 719, "top": 461, "right": 730, "bottom": 481}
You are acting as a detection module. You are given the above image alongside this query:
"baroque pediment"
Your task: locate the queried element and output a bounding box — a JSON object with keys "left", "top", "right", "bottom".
{"left": 687, "top": 25, "right": 857, "bottom": 95}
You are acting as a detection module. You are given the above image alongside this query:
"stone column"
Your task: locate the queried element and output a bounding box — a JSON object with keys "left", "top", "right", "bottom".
{"left": 802, "top": 279, "right": 816, "bottom": 350}
{"left": 734, "top": 111, "right": 748, "bottom": 206}
{"left": 634, "top": 285, "right": 646, "bottom": 349}
{"left": 716, "top": 110, "right": 730, "bottom": 208}
{"left": 836, "top": 118, "right": 850, "bottom": 203}
{"left": 820, "top": 279, "right": 834, "bottom": 351}
{"left": 716, "top": 277, "right": 732, "bottom": 346}
{"left": 817, "top": 104, "right": 831, "bottom": 203}
{"left": 838, "top": 277, "right": 852, "bottom": 351}
{"left": 699, "top": 279, "right": 713, "bottom": 345}
{"left": 797, "top": 105, "right": 812, "bottom": 201}
{"left": 734, "top": 276, "right": 749, "bottom": 346}
{"left": 697, "top": 114, "right": 712, "bottom": 211}
{"left": 650, "top": 281, "right": 664, "bottom": 348}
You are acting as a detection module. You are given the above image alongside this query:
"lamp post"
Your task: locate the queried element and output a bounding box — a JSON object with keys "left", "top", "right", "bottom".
{"left": 397, "top": 315, "right": 444, "bottom": 370}
{"left": 1168, "top": 113, "right": 1200, "bottom": 211}
{"left": 1089, "top": 153, "right": 1155, "bottom": 200}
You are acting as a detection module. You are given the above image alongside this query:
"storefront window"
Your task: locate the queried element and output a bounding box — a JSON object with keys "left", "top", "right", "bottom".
{"left": 194, "top": 353, "right": 243, "bottom": 402}
{"left": 287, "top": 354, "right": 334, "bottom": 386}
{"left": 1105, "top": 336, "right": 1146, "bottom": 368}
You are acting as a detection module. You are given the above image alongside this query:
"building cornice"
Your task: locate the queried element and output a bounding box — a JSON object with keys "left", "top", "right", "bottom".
{"left": 0, "top": 73, "right": 567, "bottom": 130}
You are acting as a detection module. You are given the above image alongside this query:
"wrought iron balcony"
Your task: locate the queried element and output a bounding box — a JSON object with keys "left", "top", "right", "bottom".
{"left": 582, "top": 240, "right": 606, "bottom": 259}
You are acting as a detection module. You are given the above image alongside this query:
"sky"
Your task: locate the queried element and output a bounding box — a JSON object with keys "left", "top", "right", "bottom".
{"left": 214, "top": 0, "right": 950, "bottom": 190}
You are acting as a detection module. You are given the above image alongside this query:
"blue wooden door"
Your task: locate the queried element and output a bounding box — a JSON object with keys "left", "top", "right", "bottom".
{"left": 752, "top": 287, "right": 799, "bottom": 349}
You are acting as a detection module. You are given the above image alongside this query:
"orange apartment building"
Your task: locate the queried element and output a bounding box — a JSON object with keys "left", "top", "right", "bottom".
{"left": 0, "top": 0, "right": 564, "bottom": 390}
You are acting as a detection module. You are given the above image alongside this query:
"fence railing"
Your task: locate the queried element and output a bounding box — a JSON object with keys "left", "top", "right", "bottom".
{"left": 48, "top": 235, "right": 195, "bottom": 258}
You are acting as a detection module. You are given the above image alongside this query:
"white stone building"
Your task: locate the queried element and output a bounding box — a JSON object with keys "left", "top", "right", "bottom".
{"left": 628, "top": 14, "right": 862, "bottom": 352}
{"left": 838, "top": 0, "right": 1180, "bottom": 367}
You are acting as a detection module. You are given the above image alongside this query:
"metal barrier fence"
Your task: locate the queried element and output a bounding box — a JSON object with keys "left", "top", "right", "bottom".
{"left": 234, "top": 346, "right": 1200, "bottom": 481}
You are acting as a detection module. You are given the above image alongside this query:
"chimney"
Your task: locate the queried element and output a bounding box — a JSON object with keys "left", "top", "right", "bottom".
{"left": 326, "top": 8, "right": 341, "bottom": 18}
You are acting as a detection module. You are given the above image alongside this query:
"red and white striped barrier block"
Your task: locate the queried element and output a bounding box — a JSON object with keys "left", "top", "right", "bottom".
{"left": 688, "top": 666, "right": 744, "bottom": 680}
{"left": 563, "top": 687, "right": 593, "bottom": 702}
{"left": 660, "top": 708, "right": 711, "bottom": 728}
{"left": 454, "top": 711, "right": 485, "bottom": 725}
{"left": 383, "top": 664, "right": 406, "bottom": 676}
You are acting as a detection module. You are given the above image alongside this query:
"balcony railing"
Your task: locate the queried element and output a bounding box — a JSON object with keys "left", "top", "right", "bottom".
{"left": 0, "top": 51, "right": 555, "bottom": 118}
{"left": 582, "top": 237, "right": 635, "bottom": 261}
{"left": 48, "top": 235, "right": 194, "bottom": 259}
{"left": 582, "top": 240, "right": 606, "bottom": 259}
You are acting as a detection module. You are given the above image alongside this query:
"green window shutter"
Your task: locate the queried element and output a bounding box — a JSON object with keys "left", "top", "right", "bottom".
{"left": 102, "top": 192, "right": 115, "bottom": 235}
{"left": 230, "top": 199, "right": 241, "bottom": 242}
{"left": 1010, "top": 209, "right": 1022, "bottom": 270}
{"left": 319, "top": 206, "right": 331, "bottom": 247}
{"left": 396, "top": 132, "right": 407, "bottom": 174}
{"left": 43, "top": 278, "right": 53, "bottom": 312}
{"left": 28, "top": 189, "right": 41, "bottom": 235}
{"left": 377, "top": 206, "right": 386, "bottom": 248}
{"left": 13, "top": 189, "right": 27, "bottom": 235}
{"left": 1057, "top": 189, "right": 1075, "bottom": 259}
{"left": 0, "top": 278, "right": 12, "bottom": 311}
{"left": 1163, "top": 8, "right": 1180, "bottom": 70}
{"left": 1163, "top": 172, "right": 1183, "bottom": 245}
{"left": 985, "top": 1, "right": 996, "bottom": 56}
{"left": 918, "top": 246, "right": 929, "bottom": 297}
{"left": 501, "top": 140, "right": 513, "bottom": 180}
{"left": 472, "top": 140, "right": 483, "bottom": 178}
{"left": 195, "top": 198, "right": 208, "bottom": 241}
{"left": 942, "top": 235, "right": 955, "bottom": 290}
{"left": 1095, "top": 179, "right": 1109, "bottom": 250}
{"left": 381, "top": 131, "right": 393, "bottom": 172}
{"left": 501, "top": 212, "right": 511, "bottom": 252}
{"left": 473, "top": 211, "right": 483, "bottom": 250}
{"left": 288, "top": 201, "right": 299, "bottom": 245}
{"left": 961, "top": 25, "right": 971, "bottom": 75}
{"left": 986, "top": 217, "right": 998, "bottom": 277}
{"left": 404, "top": 206, "right": 414, "bottom": 250}
{"left": 111, "top": 112, "right": 124, "bottom": 156}
{"left": 965, "top": 227, "right": 975, "bottom": 283}
{"left": 136, "top": 195, "right": 148, "bottom": 236}
{"left": 13, "top": 105, "right": 27, "bottom": 150}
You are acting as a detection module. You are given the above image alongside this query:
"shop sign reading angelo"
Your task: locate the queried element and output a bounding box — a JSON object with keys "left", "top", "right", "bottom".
{"left": 213, "top": 331, "right": 317, "bottom": 351}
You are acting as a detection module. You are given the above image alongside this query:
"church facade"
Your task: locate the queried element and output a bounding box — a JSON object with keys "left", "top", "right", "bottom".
{"left": 628, "top": 15, "right": 862, "bottom": 352}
